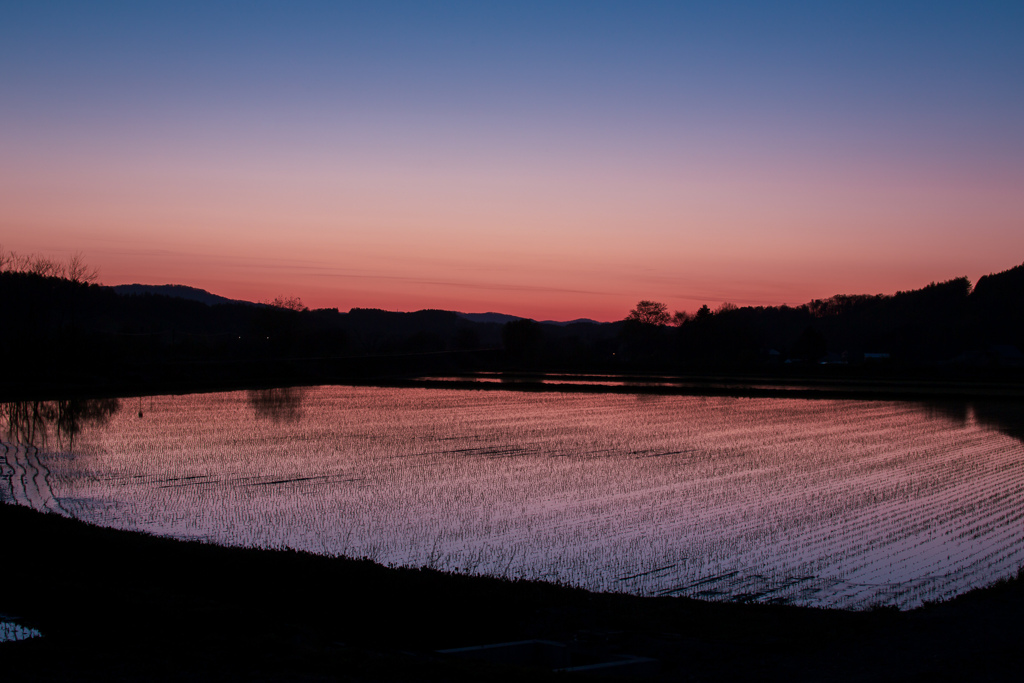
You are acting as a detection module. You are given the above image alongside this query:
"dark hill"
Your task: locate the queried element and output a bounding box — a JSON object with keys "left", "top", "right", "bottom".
{"left": 457, "top": 312, "right": 524, "bottom": 325}
{"left": 3, "top": 261, "right": 1024, "bottom": 395}
{"left": 112, "top": 283, "right": 256, "bottom": 307}
{"left": 973, "top": 262, "right": 1024, "bottom": 304}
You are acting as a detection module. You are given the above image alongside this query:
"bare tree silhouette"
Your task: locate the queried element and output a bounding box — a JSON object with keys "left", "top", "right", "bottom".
{"left": 672, "top": 310, "right": 691, "bottom": 326}
{"left": 0, "top": 246, "right": 98, "bottom": 283}
{"left": 65, "top": 252, "right": 99, "bottom": 284}
{"left": 268, "top": 296, "right": 307, "bottom": 312}
{"left": 626, "top": 300, "right": 671, "bottom": 326}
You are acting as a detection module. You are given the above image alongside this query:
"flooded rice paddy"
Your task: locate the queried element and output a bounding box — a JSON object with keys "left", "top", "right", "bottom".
{"left": 3, "top": 386, "right": 1024, "bottom": 610}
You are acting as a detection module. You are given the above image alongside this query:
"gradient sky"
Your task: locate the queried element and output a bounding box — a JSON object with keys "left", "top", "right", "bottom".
{"left": 2, "top": 1, "right": 1022, "bottom": 320}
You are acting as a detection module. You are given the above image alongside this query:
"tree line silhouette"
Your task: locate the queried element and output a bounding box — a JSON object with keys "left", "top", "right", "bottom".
{"left": 2, "top": 250, "right": 1023, "bottom": 394}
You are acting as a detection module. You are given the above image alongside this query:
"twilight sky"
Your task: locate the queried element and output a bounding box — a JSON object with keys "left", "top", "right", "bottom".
{"left": 2, "top": 1, "right": 1022, "bottom": 321}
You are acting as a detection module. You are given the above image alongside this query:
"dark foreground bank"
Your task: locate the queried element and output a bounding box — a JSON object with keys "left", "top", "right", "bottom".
{"left": 2, "top": 505, "right": 1023, "bottom": 681}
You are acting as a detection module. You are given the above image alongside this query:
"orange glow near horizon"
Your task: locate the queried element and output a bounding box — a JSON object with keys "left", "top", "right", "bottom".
{"left": 3, "top": 223, "right": 1022, "bottom": 322}
{"left": 2, "top": 4, "right": 1023, "bottom": 321}
{"left": 4, "top": 142, "right": 1023, "bottom": 321}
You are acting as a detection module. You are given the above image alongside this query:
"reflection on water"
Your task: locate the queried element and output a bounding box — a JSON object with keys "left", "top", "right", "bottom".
{"left": 0, "top": 621, "right": 42, "bottom": 643}
{"left": 0, "top": 398, "right": 120, "bottom": 516}
{"left": 418, "top": 373, "right": 890, "bottom": 392}
{"left": 916, "top": 401, "right": 1024, "bottom": 446}
{"left": 247, "top": 387, "right": 307, "bottom": 423}
{"left": 972, "top": 403, "right": 1024, "bottom": 445}
{"left": 2, "top": 387, "right": 1024, "bottom": 610}
{"left": 1, "top": 398, "right": 120, "bottom": 449}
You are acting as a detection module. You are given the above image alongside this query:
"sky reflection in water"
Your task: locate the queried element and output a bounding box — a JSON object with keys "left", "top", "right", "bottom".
{"left": 3, "top": 386, "right": 1024, "bottom": 610}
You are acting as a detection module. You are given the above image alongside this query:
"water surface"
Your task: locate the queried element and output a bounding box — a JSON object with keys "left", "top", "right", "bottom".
{"left": 3, "top": 386, "right": 1023, "bottom": 609}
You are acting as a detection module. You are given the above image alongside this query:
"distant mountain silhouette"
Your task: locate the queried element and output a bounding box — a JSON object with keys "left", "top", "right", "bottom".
{"left": 456, "top": 312, "right": 602, "bottom": 326}
{"left": 113, "top": 284, "right": 258, "bottom": 307}
{"left": 541, "top": 318, "right": 602, "bottom": 326}
{"left": 456, "top": 312, "right": 524, "bottom": 325}
{"left": 111, "top": 291, "right": 599, "bottom": 326}
{"left": 3, "top": 260, "right": 1024, "bottom": 393}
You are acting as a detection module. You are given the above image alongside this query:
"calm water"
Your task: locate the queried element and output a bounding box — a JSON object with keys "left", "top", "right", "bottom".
{"left": 3, "top": 386, "right": 1024, "bottom": 609}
